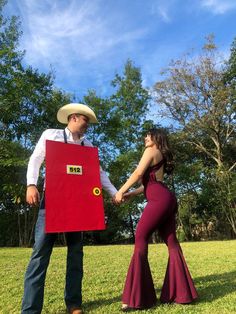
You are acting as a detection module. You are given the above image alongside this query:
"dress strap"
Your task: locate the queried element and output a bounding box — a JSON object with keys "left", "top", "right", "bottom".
{"left": 150, "top": 159, "right": 165, "bottom": 170}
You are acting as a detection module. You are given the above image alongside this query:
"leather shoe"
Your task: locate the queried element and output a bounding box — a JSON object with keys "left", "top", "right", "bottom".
{"left": 68, "top": 307, "right": 83, "bottom": 314}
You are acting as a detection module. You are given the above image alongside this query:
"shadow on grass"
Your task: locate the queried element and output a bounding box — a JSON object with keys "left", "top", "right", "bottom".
{"left": 83, "top": 295, "right": 121, "bottom": 308}
{"left": 55, "top": 271, "right": 236, "bottom": 313}
{"left": 154, "top": 271, "right": 236, "bottom": 305}
{"left": 49, "top": 296, "right": 121, "bottom": 314}
{"left": 193, "top": 270, "right": 236, "bottom": 303}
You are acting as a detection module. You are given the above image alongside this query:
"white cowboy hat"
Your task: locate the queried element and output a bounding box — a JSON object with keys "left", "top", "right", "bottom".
{"left": 57, "top": 103, "right": 98, "bottom": 124}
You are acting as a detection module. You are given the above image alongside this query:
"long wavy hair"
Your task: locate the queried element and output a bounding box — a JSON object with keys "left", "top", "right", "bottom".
{"left": 146, "top": 128, "right": 174, "bottom": 175}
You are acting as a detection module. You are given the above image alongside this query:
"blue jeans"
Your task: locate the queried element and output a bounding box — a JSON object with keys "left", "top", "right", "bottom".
{"left": 21, "top": 203, "right": 83, "bottom": 314}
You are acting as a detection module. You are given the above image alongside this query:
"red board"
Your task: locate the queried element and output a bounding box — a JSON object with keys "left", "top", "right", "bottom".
{"left": 45, "top": 140, "right": 105, "bottom": 233}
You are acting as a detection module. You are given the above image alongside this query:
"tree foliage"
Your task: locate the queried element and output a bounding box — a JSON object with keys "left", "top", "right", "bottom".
{"left": 154, "top": 35, "right": 236, "bottom": 237}
{"left": 83, "top": 60, "right": 152, "bottom": 243}
{"left": 0, "top": 1, "right": 71, "bottom": 246}
{"left": 1, "top": 0, "right": 235, "bottom": 246}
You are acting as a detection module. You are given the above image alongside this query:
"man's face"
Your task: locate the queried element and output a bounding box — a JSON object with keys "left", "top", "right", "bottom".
{"left": 74, "top": 114, "right": 89, "bottom": 134}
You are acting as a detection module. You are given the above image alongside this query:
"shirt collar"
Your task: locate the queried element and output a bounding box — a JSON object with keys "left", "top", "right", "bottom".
{"left": 65, "top": 127, "right": 85, "bottom": 143}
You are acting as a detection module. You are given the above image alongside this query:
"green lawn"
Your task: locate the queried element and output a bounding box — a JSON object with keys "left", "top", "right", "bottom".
{"left": 0, "top": 240, "right": 235, "bottom": 313}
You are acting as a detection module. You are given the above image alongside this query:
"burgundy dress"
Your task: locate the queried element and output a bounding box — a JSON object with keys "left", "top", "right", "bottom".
{"left": 122, "top": 160, "right": 198, "bottom": 309}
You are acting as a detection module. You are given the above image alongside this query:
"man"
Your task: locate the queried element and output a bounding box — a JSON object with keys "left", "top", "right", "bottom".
{"left": 22, "top": 103, "right": 117, "bottom": 314}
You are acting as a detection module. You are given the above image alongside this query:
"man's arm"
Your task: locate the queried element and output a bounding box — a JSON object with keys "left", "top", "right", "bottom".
{"left": 26, "top": 130, "right": 47, "bottom": 205}
{"left": 100, "top": 167, "right": 117, "bottom": 197}
{"left": 84, "top": 138, "right": 117, "bottom": 197}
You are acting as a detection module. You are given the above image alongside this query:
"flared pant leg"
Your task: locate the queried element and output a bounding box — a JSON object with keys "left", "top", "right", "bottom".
{"left": 122, "top": 198, "right": 172, "bottom": 309}
{"left": 159, "top": 215, "right": 198, "bottom": 303}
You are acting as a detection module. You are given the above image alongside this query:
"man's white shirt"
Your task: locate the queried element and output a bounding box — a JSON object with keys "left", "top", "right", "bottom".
{"left": 27, "top": 128, "right": 117, "bottom": 196}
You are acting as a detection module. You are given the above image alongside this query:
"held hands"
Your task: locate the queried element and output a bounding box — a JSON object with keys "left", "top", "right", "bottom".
{"left": 113, "top": 190, "right": 133, "bottom": 205}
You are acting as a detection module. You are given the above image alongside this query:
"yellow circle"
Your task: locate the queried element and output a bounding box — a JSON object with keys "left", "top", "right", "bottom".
{"left": 93, "top": 187, "right": 101, "bottom": 196}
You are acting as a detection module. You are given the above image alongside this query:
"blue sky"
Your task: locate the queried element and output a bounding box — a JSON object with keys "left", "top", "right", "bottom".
{"left": 4, "top": 0, "right": 236, "bottom": 100}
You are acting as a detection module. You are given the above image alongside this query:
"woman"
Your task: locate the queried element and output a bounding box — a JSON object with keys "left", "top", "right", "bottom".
{"left": 115, "top": 128, "right": 198, "bottom": 311}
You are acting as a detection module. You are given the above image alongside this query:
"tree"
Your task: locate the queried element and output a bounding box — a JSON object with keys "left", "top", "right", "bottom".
{"left": 106, "top": 60, "right": 153, "bottom": 242}
{"left": 0, "top": 0, "right": 71, "bottom": 246}
{"left": 82, "top": 60, "right": 152, "bottom": 243}
{"left": 154, "top": 35, "right": 236, "bottom": 236}
{"left": 224, "top": 37, "right": 236, "bottom": 84}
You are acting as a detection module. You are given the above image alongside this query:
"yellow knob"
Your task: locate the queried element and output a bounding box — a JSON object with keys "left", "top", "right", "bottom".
{"left": 93, "top": 187, "right": 101, "bottom": 196}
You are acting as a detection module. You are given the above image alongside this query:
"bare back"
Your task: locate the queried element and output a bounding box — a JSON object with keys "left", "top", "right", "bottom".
{"left": 150, "top": 148, "right": 164, "bottom": 182}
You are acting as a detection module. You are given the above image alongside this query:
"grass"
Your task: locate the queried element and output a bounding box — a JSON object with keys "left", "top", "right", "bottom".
{"left": 0, "top": 240, "right": 236, "bottom": 313}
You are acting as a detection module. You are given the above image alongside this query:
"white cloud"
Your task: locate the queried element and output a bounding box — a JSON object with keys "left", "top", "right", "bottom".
{"left": 149, "top": 0, "right": 177, "bottom": 23}
{"left": 5, "top": 0, "right": 234, "bottom": 98}
{"left": 9, "top": 0, "right": 151, "bottom": 97}
{"left": 200, "top": 0, "right": 236, "bottom": 14}
{"left": 157, "top": 7, "right": 171, "bottom": 23}
{"left": 14, "top": 0, "right": 147, "bottom": 68}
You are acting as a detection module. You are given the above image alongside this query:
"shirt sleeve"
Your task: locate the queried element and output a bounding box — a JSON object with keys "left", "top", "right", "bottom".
{"left": 100, "top": 167, "right": 117, "bottom": 197}
{"left": 26, "top": 130, "right": 47, "bottom": 185}
{"left": 85, "top": 139, "right": 117, "bottom": 197}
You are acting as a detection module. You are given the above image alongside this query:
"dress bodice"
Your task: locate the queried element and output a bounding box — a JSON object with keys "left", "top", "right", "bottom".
{"left": 142, "top": 159, "right": 165, "bottom": 188}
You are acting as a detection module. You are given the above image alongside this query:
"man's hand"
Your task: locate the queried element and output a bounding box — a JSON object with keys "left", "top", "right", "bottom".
{"left": 26, "top": 185, "right": 40, "bottom": 205}
{"left": 114, "top": 191, "right": 124, "bottom": 204}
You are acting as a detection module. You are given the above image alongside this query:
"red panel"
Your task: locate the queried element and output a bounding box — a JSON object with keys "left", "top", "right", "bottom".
{"left": 45, "top": 140, "right": 105, "bottom": 233}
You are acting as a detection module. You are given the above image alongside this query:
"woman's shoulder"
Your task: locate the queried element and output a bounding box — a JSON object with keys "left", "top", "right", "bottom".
{"left": 141, "top": 147, "right": 161, "bottom": 165}
{"left": 144, "top": 146, "right": 162, "bottom": 156}
{"left": 146, "top": 147, "right": 163, "bottom": 166}
{"left": 143, "top": 146, "right": 155, "bottom": 157}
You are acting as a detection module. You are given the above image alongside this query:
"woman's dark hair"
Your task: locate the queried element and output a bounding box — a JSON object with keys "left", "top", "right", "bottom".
{"left": 146, "top": 128, "right": 174, "bottom": 175}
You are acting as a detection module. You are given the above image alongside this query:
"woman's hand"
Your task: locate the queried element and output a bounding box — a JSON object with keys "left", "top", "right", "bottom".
{"left": 123, "top": 191, "right": 134, "bottom": 202}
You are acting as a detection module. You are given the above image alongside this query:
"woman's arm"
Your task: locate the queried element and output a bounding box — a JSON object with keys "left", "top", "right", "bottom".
{"left": 123, "top": 185, "right": 144, "bottom": 200}
{"left": 115, "top": 147, "right": 154, "bottom": 202}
